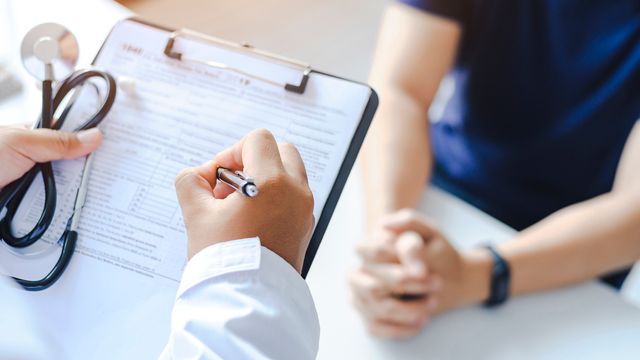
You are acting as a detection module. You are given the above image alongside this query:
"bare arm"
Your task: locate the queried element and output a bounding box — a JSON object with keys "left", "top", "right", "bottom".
{"left": 461, "top": 123, "right": 640, "bottom": 304}
{"left": 355, "top": 123, "right": 640, "bottom": 320}
{"left": 362, "top": 4, "right": 461, "bottom": 225}
{"left": 503, "top": 123, "right": 640, "bottom": 294}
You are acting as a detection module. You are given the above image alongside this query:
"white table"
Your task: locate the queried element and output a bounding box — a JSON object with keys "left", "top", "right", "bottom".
{"left": 308, "top": 170, "right": 640, "bottom": 359}
{"left": 3, "top": 1, "right": 640, "bottom": 359}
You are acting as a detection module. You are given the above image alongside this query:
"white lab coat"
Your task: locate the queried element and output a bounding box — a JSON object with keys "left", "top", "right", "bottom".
{"left": 0, "top": 238, "right": 320, "bottom": 359}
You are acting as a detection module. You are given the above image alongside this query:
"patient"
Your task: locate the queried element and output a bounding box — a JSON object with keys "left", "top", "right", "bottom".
{"left": 349, "top": 0, "right": 640, "bottom": 338}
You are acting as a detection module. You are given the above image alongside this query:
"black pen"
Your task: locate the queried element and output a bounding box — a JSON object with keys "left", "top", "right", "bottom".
{"left": 216, "top": 168, "right": 259, "bottom": 198}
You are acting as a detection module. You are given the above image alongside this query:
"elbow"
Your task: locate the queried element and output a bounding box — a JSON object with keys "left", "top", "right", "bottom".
{"left": 612, "top": 189, "right": 640, "bottom": 224}
{"left": 630, "top": 206, "right": 640, "bottom": 262}
{"left": 632, "top": 206, "right": 640, "bottom": 230}
{"left": 629, "top": 190, "right": 640, "bottom": 225}
{"left": 626, "top": 195, "right": 640, "bottom": 243}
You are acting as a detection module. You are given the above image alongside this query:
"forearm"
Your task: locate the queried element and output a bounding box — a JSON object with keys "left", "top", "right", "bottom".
{"left": 457, "top": 123, "right": 640, "bottom": 306}
{"left": 462, "top": 192, "right": 640, "bottom": 305}
{"left": 361, "top": 4, "right": 460, "bottom": 226}
{"left": 362, "top": 88, "right": 432, "bottom": 224}
{"left": 501, "top": 192, "right": 640, "bottom": 296}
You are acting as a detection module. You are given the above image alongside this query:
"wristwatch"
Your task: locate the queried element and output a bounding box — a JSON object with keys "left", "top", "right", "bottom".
{"left": 483, "top": 245, "right": 511, "bottom": 307}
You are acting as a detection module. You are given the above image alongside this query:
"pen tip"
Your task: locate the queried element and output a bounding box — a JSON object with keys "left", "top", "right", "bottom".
{"left": 246, "top": 185, "right": 259, "bottom": 197}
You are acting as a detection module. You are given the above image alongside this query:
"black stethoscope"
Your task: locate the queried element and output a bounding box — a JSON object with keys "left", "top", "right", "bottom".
{"left": 0, "top": 23, "right": 117, "bottom": 291}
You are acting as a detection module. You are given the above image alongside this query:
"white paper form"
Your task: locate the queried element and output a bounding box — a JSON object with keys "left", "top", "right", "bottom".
{"left": 0, "top": 19, "right": 371, "bottom": 359}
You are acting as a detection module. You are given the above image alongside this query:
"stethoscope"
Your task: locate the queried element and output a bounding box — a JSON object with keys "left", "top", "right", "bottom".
{"left": 0, "top": 23, "right": 117, "bottom": 291}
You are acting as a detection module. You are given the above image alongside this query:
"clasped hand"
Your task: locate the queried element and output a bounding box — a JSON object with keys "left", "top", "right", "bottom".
{"left": 350, "top": 209, "right": 482, "bottom": 339}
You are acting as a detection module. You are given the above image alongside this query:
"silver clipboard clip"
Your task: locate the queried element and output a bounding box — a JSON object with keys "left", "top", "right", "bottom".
{"left": 164, "top": 29, "right": 311, "bottom": 94}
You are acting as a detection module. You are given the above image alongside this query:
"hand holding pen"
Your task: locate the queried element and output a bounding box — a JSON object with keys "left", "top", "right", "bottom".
{"left": 174, "top": 129, "right": 315, "bottom": 273}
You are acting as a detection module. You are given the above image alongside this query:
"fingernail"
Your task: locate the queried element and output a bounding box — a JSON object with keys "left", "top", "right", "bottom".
{"left": 77, "top": 128, "right": 102, "bottom": 144}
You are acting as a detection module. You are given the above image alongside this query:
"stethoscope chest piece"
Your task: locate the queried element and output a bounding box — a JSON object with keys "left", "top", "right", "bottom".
{"left": 21, "top": 23, "right": 78, "bottom": 82}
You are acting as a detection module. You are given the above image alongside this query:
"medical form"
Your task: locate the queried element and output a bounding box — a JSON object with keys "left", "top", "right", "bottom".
{"left": 0, "top": 18, "right": 375, "bottom": 359}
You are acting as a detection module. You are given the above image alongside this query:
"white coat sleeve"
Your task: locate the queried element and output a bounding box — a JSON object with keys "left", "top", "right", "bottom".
{"left": 158, "top": 237, "right": 320, "bottom": 360}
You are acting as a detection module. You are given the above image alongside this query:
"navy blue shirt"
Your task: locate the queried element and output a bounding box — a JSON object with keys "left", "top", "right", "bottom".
{"left": 400, "top": 0, "right": 640, "bottom": 231}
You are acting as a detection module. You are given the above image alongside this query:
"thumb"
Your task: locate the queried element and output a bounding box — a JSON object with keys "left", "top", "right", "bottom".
{"left": 175, "top": 161, "right": 217, "bottom": 214}
{"left": 383, "top": 209, "right": 441, "bottom": 240}
{"left": 13, "top": 128, "right": 103, "bottom": 163}
{"left": 396, "top": 231, "right": 427, "bottom": 277}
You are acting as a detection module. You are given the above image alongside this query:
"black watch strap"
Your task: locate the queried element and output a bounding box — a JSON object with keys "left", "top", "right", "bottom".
{"left": 483, "top": 245, "right": 511, "bottom": 307}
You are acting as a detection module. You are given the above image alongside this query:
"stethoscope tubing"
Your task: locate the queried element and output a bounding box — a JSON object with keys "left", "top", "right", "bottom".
{"left": 0, "top": 68, "right": 117, "bottom": 291}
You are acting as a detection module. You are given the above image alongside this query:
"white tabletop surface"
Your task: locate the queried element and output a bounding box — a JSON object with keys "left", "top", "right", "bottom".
{"left": 2, "top": 1, "right": 640, "bottom": 359}
{"left": 309, "top": 174, "right": 640, "bottom": 359}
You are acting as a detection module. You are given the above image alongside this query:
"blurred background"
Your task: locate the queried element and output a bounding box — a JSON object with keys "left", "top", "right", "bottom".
{"left": 115, "top": 0, "right": 387, "bottom": 82}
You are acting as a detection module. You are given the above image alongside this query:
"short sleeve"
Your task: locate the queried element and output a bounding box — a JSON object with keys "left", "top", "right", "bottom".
{"left": 397, "top": 0, "right": 467, "bottom": 22}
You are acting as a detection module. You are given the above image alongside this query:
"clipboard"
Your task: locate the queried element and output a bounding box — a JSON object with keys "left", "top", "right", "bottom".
{"left": 0, "top": 16, "right": 379, "bottom": 359}
{"left": 97, "top": 18, "right": 378, "bottom": 277}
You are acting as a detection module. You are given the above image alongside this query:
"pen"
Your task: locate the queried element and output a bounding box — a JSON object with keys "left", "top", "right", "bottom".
{"left": 216, "top": 168, "right": 260, "bottom": 198}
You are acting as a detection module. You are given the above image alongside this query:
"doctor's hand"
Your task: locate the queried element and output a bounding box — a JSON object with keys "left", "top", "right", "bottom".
{"left": 0, "top": 127, "right": 103, "bottom": 187}
{"left": 350, "top": 210, "right": 491, "bottom": 339}
{"left": 175, "top": 129, "right": 315, "bottom": 273}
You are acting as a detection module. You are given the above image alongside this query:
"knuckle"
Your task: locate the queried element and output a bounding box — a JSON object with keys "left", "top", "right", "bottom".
{"left": 54, "top": 132, "right": 73, "bottom": 152}
{"left": 259, "top": 177, "right": 278, "bottom": 193}
{"left": 261, "top": 172, "right": 288, "bottom": 191}
{"left": 174, "top": 168, "right": 196, "bottom": 189}
{"left": 348, "top": 270, "right": 367, "bottom": 290}
{"left": 358, "top": 247, "right": 378, "bottom": 262}
{"left": 301, "top": 187, "right": 315, "bottom": 213}
{"left": 272, "top": 170, "right": 289, "bottom": 183}
{"left": 372, "top": 239, "right": 391, "bottom": 252}
{"left": 366, "top": 247, "right": 383, "bottom": 261}
{"left": 251, "top": 128, "right": 274, "bottom": 142}
{"left": 380, "top": 300, "right": 395, "bottom": 318}
{"left": 363, "top": 282, "right": 377, "bottom": 295}
{"left": 366, "top": 279, "right": 383, "bottom": 295}
{"left": 396, "top": 274, "right": 414, "bottom": 289}
{"left": 1, "top": 128, "right": 24, "bottom": 146}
